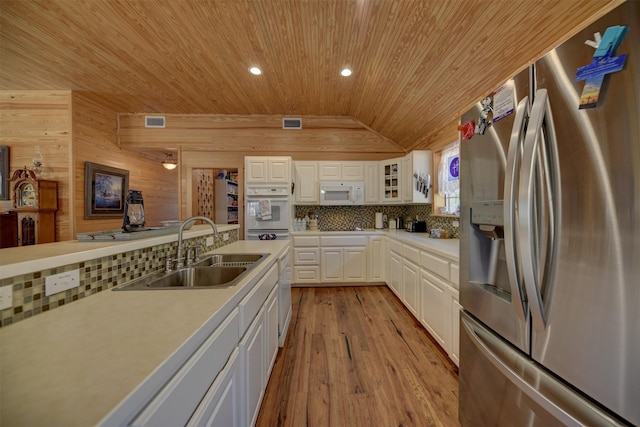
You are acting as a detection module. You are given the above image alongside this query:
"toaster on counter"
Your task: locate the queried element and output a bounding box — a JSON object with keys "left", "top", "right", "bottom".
{"left": 406, "top": 220, "right": 427, "bottom": 232}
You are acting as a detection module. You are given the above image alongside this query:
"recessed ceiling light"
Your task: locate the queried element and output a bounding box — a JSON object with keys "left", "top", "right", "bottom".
{"left": 249, "top": 66, "right": 262, "bottom": 75}
{"left": 340, "top": 68, "right": 352, "bottom": 77}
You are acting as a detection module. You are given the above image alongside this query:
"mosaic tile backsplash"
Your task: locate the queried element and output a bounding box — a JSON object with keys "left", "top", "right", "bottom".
{"left": 294, "top": 204, "right": 460, "bottom": 238}
{"left": 0, "top": 229, "right": 238, "bottom": 328}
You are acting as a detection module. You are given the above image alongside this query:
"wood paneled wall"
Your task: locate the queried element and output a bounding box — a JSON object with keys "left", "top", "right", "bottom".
{"left": 73, "top": 93, "right": 179, "bottom": 233}
{"left": 118, "top": 114, "right": 406, "bottom": 154}
{"left": 0, "top": 90, "right": 73, "bottom": 240}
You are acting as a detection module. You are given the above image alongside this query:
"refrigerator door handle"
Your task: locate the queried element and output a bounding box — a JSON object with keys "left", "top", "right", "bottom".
{"left": 461, "top": 314, "right": 615, "bottom": 426}
{"left": 504, "top": 96, "right": 530, "bottom": 321}
{"left": 518, "top": 89, "right": 561, "bottom": 331}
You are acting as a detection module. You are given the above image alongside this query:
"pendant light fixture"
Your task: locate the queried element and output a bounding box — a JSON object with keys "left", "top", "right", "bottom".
{"left": 162, "top": 153, "right": 178, "bottom": 170}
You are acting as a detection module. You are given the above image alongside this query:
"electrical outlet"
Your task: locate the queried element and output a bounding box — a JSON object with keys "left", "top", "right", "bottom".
{"left": 223, "top": 233, "right": 229, "bottom": 241}
{"left": 45, "top": 269, "right": 80, "bottom": 297}
{"left": 0, "top": 286, "right": 13, "bottom": 310}
{"left": 206, "top": 236, "right": 214, "bottom": 246}
{"left": 452, "top": 220, "right": 460, "bottom": 228}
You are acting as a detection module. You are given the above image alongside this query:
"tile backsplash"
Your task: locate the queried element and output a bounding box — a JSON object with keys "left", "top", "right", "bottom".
{"left": 0, "top": 229, "right": 238, "bottom": 328}
{"left": 294, "top": 204, "right": 460, "bottom": 238}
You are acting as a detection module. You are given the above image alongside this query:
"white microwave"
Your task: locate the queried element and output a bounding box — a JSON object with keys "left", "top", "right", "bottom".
{"left": 319, "top": 181, "right": 364, "bottom": 205}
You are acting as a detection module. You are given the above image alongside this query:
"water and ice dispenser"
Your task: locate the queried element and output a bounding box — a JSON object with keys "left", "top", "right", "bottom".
{"left": 469, "top": 201, "right": 506, "bottom": 290}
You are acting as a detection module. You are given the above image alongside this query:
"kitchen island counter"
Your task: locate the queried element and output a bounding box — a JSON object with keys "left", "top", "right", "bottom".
{"left": 0, "top": 239, "right": 289, "bottom": 427}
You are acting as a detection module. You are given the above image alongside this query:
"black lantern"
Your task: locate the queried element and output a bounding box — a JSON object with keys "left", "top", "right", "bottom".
{"left": 122, "top": 190, "right": 145, "bottom": 232}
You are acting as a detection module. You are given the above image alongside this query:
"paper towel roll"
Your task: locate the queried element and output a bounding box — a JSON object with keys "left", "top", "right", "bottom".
{"left": 375, "top": 212, "right": 384, "bottom": 229}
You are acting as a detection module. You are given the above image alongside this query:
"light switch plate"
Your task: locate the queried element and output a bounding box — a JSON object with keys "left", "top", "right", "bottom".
{"left": 452, "top": 220, "right": 460, "bottom": 228}
{"left": 223, "top": 233, "right": 229, "bottom": 241}
{"left": 45, "top": 269, "right": 80, "bottom": 297}
{"left": 206, "top": 236, "right": 214, "bottom": 246}
{"left": 0, "top": 286, "right": 13, "bottom": 310}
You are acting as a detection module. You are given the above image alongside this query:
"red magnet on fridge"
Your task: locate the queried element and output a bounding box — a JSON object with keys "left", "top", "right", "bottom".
{"left": 458, "top": 121, "right": 475, "bottom": 140}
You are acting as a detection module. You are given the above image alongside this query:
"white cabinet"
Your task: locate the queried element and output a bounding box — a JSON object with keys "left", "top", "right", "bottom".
{"left": 318, "top": 161, "right": 364, "bottom": 181}
{"left": 449, "top": 290, "right": 461, "bottom": 366}
{"left": 402, "top": 150, "right": 432, "bottom": 203}
{"left": 380, "top": 157, "right": 402, "bottom": 202}
{"left": 367, "top": 236, "right": 385, "bottom": 282}
{"left": 239, "top": 264, "right": 279, "bottom": 427}
{"left": 402, "top": 259, "right": 420, "bottom": 317}
{"left": 129, "top": 309, "right": 240, "bottom": 427}
{"left": 320, "top": 246, "right": 367, "bottom": 282}
{"left": 364, "top": 161, "right": 379, "bottom": 204}
{"left": 241, "top": 305, "right": 265, "bottom": 427}
{"left": 419, "top": 270, "right": 447, "bottom": 347}
{"left": 265, "top": 285, "right": 279, "bottom": 379}
{"left": 294, "top": 161, "right": 318, "bottom": 204}
{"left": 187, "top": 348, "right": 241, "bottom": 427}
{"left": 215, "top": 179, "right": 239, "bottom": 224}
{"left": 389, "top": 252, "right": 403, "bottom": 298}
{"left": 292, "top": 235, "right": 321, "bottom": 284}
{"left": 320, "top": 235, "right": 368, "bottom": 283}
{"left": 245, "top": 156, "right": 291, "bottom": 184}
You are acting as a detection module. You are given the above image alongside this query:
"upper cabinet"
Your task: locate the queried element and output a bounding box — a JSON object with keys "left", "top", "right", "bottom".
{"left": 294, "top": 161, "right": 319, "bottom": 204}
{"left": 245, "top": 156, "right": 291, "bottom": 184}
{"left": 364, "top": 161, "right": 379, "bottom": 204}
{"left": 380, "top": 157, "right": 402, "bottom": 203}
{"left": 402, "top": 150, "right": 432, "bottom": 204}
{"left": 318, "top": 161, "right": 364, "bottom": 181}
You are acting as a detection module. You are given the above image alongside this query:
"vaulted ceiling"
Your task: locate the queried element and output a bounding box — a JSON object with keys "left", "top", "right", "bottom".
{"left": 0, "top": 0, "right": 622, "bottom": 151}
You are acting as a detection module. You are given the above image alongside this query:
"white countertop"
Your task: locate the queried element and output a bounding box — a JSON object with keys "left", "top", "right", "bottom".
{"left": 0, "top": 224, "right": 239, "bottom": 279}
{"left": 291, "top": 228, "right": 459, "bottom": 262}
{"left": 0, "top": 239, "right": 289, "bottom": 427}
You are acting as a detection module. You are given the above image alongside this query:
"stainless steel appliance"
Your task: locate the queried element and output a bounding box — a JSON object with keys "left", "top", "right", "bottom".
{"left": 319, "top": 181, "right": 364, "bottom": 205}
{"left": 459, "top": 3, "right": 639, "bottom": 425}
{"left": 245, "top": 185, "right": 291, "bottom": 240}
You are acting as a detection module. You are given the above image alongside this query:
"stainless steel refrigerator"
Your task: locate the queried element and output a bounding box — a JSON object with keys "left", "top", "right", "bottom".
{"left": 459, "top": 2, "right": 639, "bottom": 426}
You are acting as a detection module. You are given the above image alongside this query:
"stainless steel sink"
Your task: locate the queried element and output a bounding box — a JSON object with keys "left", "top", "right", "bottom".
{"left": 191, "top": 253, "right": 266, "bottom": 267}
{"left": 114, "top": 253, "right": 267, "bottom": 291}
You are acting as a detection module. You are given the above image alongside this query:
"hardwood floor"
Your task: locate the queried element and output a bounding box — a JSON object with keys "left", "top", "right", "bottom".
{"left": 257, "top": 286, "right": 460, "bottom": 427}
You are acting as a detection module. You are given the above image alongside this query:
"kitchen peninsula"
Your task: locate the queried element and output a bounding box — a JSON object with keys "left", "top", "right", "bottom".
{"left": 0, "top": 226, "right": 289, "bottom": 426}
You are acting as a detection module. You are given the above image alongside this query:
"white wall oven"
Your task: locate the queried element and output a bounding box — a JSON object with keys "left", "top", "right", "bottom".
{"left": 245, "top": 186, "right": 291, "bottom": 240}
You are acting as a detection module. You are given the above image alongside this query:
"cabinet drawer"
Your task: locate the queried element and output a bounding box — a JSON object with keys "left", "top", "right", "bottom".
{"left": 293, "top": 235, "right": 320, "bottom": 247}
{"left": 294, "top": 248, "right": 319, "bottom": 265}
{"left": 294, "top": 266, "right": 320, "bottom": 282}
{"left": 389, "top": 239, "right": 403, "bottom": 255}
{"left": 420, "top": 251, "right": 450, "bottom": 281}
{"left": 239, "top": 264, "right": 278, "bottom": 334}
{"left": 320, "top": 235, "right": 368, "bottom": 246}
{"left": 131, "top": 309, "right": 240, "bottom": 426}
{"left": 402, "top": 244, "right": 420, "bottom": 264}
{"left": 450, "top": 263, "right": 459, "bottom": 288}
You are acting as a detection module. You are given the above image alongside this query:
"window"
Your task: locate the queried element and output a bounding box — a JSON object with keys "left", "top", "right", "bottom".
{"left": 433, "top": 141, "right": 460, "bottom": 216}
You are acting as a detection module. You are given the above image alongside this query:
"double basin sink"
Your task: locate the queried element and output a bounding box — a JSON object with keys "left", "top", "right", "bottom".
{"left": 114, "top": 253, "right": 267, "bottom": 291}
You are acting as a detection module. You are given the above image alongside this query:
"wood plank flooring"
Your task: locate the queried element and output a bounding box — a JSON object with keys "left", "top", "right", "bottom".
{"left": 257, "top": 286, "right": 460, "bottom": 427}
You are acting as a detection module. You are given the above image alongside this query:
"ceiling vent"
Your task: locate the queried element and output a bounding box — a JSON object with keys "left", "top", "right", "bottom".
{"left": 145, "top": 116, "right": 166, "bottom": 128}
{"left": 282, "top": 118, "right": 302, "bottom": 129}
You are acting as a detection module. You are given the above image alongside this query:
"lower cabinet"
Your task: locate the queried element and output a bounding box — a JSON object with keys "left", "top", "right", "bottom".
{"left": 389, "top": 252, "right": 403, "bottom": 298}
{"left": 449, "top": 290, "right": 461, "bottom": 366}
{"left": 367, "top": 236, "right": 385, "bottom": 282}
{"left": 402, "top": 259, "right": 419, "bottom": 317}
{"left": 420, "top": 270, "right": 447, "bottom": 347}
{"left": 187, "top": 348, "right": 241, "bottom": 427}
{"left": 241, "top": 306, "right": 266, "bottom": 427}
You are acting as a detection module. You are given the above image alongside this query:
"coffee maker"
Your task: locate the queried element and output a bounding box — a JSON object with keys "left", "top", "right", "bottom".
{"left": 122, "top": 190, "right": 146, "bottom": 232}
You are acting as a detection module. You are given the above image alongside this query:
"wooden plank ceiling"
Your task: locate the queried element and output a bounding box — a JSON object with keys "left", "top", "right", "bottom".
{"left": 0, "top": 0, "right": 622, "bottom": 151}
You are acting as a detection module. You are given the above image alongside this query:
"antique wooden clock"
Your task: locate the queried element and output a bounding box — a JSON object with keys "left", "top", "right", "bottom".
{"left": 11, "top": 168, "right": 58, "bottom": 246}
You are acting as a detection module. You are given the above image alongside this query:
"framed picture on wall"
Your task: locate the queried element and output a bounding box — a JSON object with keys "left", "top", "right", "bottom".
{"left": 84, "top": 162, "right": 129, "bottom": 219}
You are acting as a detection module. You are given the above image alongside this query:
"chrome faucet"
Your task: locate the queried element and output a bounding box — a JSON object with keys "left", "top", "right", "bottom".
{"left": 176, "top": 216, "right": 219, "bottom": 268}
